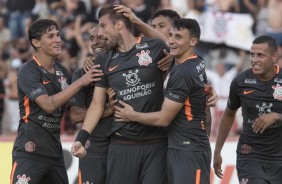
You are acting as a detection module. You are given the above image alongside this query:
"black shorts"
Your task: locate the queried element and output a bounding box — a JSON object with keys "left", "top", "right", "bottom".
{"left": 237, "top": 160, "right": 282, "bottom": 184}
{"left": 106, "top": 140, "right": 167, "bottom": 184}
{"left": 167, "top": 148, "right": 211, "bottom": 184}
{"left": 10, "top": 158, "right": 68, "bottom": 184}
{"left": 78, "top": 157, "right": 107, "bottom": 184}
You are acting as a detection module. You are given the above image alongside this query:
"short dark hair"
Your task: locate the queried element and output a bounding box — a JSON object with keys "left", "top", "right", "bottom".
{"left": 152, "top": 9, "right": 180, "bottom": 23}
{"left": 98, "top": 4, "right": 132, "bottom": 31}
{"left": 172, "top": 18, "right": 201, "bottom": 40}
{"left": 28, "top": 19, "right": 59, "bottom": 50}
{"left": 253, "top": 35, "right": 277, "bottom": 53}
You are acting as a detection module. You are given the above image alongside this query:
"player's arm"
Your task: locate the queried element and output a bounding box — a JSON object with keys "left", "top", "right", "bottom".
{"left": 252, "top": 112, "right": 282, "bottom": 134}
{"left": 70, "top": 106, "right": 87, "bottom": 124}
{"left": 114, "top": 5, "right": 168, "bottom": 44}
{"left": 115, "top": 97, "right": 182, "bottom": 127}
{"left": 213, "top": 107, "right": 237, "bottom": 179}
{"left": 71, "top": 86, "right": 107, "bottom": 158}
{"left": 35, "top": 68, "right": 99, "bottom": 114}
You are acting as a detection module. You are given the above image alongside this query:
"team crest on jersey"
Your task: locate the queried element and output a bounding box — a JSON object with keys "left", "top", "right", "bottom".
{"left": 58, "top": 76, "right": 69, "bottom": 90}
{"left": 272, "top": 84, "right": 282, "bottom": 100}
{"left": 136, "top": 50, "right": 152, "bottom": 66}
{"left": 16, "top": 174, "right": 31, "bottom": 184}
{"left": 256, "top": 102, "right": 273, "bottom": 115}
{"left": 240, "top": 144, "right": 251, "bottom": 154}
{"left": 122, "top": 69, "right": 141, "bottom": 87}
{"left": 25, "top": 141, "right": 36, "bottom": 152}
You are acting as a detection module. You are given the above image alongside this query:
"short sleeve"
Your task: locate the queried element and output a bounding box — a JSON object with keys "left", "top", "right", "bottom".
{"left": 18, "top": 65, "right": 47, "bottom": 102}
{"left": 227, "top": 76, "right": 241, "bottom": 110}
{"left": 165, "top": 70, "right": 193, "bottom": 104}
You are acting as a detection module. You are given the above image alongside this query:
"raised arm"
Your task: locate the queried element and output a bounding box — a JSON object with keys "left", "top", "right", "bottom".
{"left": 114, "top": 5, "right": 168, "bottom": 45}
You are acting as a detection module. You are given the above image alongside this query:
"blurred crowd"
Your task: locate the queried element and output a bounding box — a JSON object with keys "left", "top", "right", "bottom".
{"left": 0, "top": 0, "right": 281, "bottom": 137}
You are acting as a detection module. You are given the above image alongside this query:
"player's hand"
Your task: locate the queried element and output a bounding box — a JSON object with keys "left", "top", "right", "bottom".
{"left": 213, "top": 152, "right": 223, "bottom": 179}
{"left": 205, "top": 85, "right": 217, "bottom": 107}
{"left": 107, "top": 88, "right": 118, "bottom": 109}
{"left": 79, "top": 65, "right": 104, "bottom": 86}
{"left": 252, "top": 113, "right": 278, "bottom": 134}
{"left": 158, "top": 49, "right": 172, "bottom": 72}
{"left": 114, "top": 5, "right": 140, "bottom": 24}
{"left": 71, "top": 141, "right": 87, "bottom": 158}
{"left": 114, "top": 100, "right": 134, "bottom": 122}
{"left": 83, "top": 56, "right": 95, "bottom": 72}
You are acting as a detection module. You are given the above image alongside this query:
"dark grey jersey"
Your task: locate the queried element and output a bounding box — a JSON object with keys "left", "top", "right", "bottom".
{"left": 164, "top": 55, "right": 210, "bottom": 152}
{"left": 13, "top": 56, "right": 70, "bottom": 165}
{"left": 228, "top": 66, "right": 282, "bottom": 163}
{"left": 95, "top": 37, "right": 168, "bottom": 140}
{"left": 70, "top": 68, "right": 112, "bottom": 158}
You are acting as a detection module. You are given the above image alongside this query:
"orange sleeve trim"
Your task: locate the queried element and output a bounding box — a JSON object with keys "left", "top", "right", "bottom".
{"left": 78, "top": 169, "right": 82, "bottom": 184}
{"left": 10, "top": 161, "right": 17, "bottom": 184}
{"left": 195, "top": 169, "right": 201, "bottom": 184}
{"left": 22, "top": 96, "right": 30, "bottom": 123}
{"left": 33, "top": 55, "right": 42, "bottom": 66}
{"left": 184, "top": 98, "right": 193, "bottom": 121}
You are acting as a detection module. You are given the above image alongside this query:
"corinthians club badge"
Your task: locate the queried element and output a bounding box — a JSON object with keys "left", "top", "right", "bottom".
{"left": 272, "top": 84, "right": 282, "bottom": 101}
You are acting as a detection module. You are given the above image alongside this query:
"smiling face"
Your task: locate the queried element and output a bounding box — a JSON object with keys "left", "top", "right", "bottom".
{"left": 89, "top": 27, "right": 106, "bottom": 54}
{"left": 34, "top": 28, "right": 62, "bottom": 57}
{"left": 168, "top": 27, "right": 197, "bottom": 62}
{"left": 151, "top": 15, "right": 173, "bottom": 39}
{"left": 250, "top": 43, "right": 278, "bottom": 80}
{"left": 98, "top": 14, "right": 120, "bottom": 50}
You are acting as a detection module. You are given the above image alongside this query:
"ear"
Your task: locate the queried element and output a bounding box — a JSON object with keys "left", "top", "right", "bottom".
{"left": 190, "top": 37, "right": 198, "bottom": 47}
{"left": 31, "top": 39, "right": 40, "bottom": 49}
{"left": 272, "top": 51, "right": 279, "bottom": 64}
{"left": 116, "top": 20, "right": 123, "bottom": 30}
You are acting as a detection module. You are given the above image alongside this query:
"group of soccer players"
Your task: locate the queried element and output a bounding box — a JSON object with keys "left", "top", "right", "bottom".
{"left": 10, "top": 3, "right": 282, "bottom": 184}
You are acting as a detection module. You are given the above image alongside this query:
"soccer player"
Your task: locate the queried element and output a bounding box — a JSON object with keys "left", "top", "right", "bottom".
{"left": 114, "top": 18, "right": 211, "bottom": 184}
{"left": 10, "top": 19, "right": 99, "bottom": 184}
{"left": 69, "top": 26, "right": 114, "bottom": 184}
{"left": 72, "top": 4, "right": 168, "bottom": 184}
{"left": 213, "top": 35, "right": 282, "bottom": 183}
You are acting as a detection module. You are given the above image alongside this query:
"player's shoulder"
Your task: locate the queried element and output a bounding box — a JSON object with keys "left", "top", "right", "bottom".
{"left": 139, "top": 37, "right": 166, "bottom": 47}
{"left": 18, "top": 58, "right": 39, "bottom": 74}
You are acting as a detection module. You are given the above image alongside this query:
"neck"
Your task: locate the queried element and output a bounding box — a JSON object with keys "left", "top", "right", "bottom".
{"left": 35, "top": 52, "right": 55, "bottom": 73}
{"left": 175, "top": 49, "right": 195, "bottom": 64}
{"left": 117, "top": 30, "right": 138, "bottom": 52}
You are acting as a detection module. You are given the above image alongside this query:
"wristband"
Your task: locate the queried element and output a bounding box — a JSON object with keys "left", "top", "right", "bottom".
{"left": 75, "top": 129, "right": 90, "bottom": 147}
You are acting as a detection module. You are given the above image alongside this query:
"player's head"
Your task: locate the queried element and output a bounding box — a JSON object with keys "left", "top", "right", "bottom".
{"left": 151, "top": 9, "right": 180, "bottom": 39}
{"left": 98, "top": 4, "right": 132, "bottom": 49}
{"left": 168, "top": 18, "right": 200, "bottom": 59}
{"left": 89, "top": 26, "right": 106, "bottom": 54}
{"left": 28, "top": 19, "right": 61, "bottom": 56}
{"left": 250, "top": 35, "right": 279, "bottom": 78}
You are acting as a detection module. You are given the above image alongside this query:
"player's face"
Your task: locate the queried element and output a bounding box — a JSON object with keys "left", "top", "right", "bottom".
{"left": 151, "top": 16, "right": 172, "bottom": 39}
{"left": 89, "top": 27, "right": 106, "bottom": 54}
{"left": 250, "top": 43, "right": 277, "bottom": 80}
{"left": 98, "top": 14, "right": 119, "bottom": 50}
{"left": 37, "top": 28, "right": 61, "bottom": 57}
{"left": 168, "top": 28, "right": 194, "bottom": 60}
